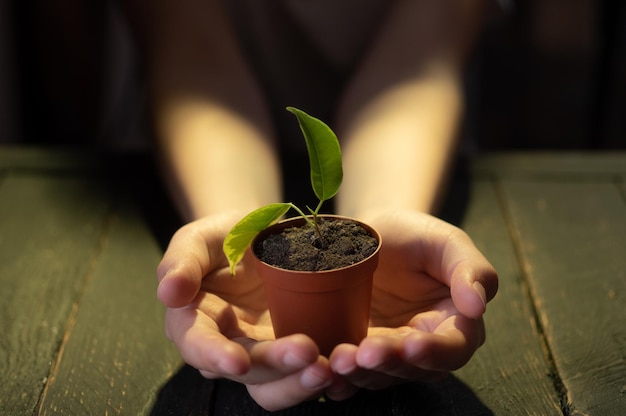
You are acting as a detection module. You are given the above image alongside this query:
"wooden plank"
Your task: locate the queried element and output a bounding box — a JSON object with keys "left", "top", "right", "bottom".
{"left": 0, "top": 146, "right": 148, "bottom": 175}
{"left": 38, "top": 191, "right": 183, "bottom": 415}
{"left": 472, "top": 152, "right": 626, "bottom": 179}
{"left": 499, "top": 178, "right": 626, "bottom": 414}
{"left": 0, "top": 146, "right": 108, "bottom": 172}
{"left": 454, "top": 179, "right": 562, "bottom": 415}
{"left": 0, "top": 175, "right": 113, "bottom": 415}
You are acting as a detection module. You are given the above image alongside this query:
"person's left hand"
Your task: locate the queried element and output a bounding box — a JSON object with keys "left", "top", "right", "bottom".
{"left": 324, "top": 209, "right": 498, "bottom": 400}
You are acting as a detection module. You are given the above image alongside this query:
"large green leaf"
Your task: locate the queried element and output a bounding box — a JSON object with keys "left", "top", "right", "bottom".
{"left": 286, "top": 107, "right": 343, "bottom": 203}
{"left": 223, "top": 203, "right": 291, "bottom": 275}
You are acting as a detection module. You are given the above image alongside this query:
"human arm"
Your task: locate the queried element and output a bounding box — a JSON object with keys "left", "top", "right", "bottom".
{"left": 336, "top": 0, "right": 484, "bottom": 216}
{"left": 328, "top": 0, "right": 496, "bottom": 399}
{"left": 326, "top": 210, "right": 497, "bottom": 399}
{"left": 121, "top": 0, "right": 336, "bottom": 410}
{"left": 123, "top": 0, "right": 281, "bottom": 221}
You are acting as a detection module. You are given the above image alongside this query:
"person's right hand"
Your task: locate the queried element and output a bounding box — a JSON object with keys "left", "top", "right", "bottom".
{"left": 156, "top": 212, "right": 335, "bottom": 411}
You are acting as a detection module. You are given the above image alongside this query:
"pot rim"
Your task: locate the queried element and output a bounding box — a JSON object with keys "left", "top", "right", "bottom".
{"left": 251, "top": 214, "right": 382, "bottom": 275}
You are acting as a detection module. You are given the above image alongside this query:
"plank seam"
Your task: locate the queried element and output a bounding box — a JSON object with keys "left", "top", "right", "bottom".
{"left": 492, "top": 177, "right": 573, "bottom": 416}
{"left": 34, "top": 195, "right": 117, "bottom": 414}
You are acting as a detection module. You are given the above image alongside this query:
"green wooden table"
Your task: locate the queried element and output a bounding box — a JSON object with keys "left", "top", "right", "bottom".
{"left": 1, "top": 147, "right": 625, "bottom": 415}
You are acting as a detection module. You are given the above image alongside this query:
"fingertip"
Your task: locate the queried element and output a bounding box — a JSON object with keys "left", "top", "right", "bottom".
{"left": 329, "top": 343, "right": 358, "bottom": 375}
{"left": 165, "top": 307, "right": 253, "bottom": 379}
{"left": 451, "top": 283, "right": 486, "bottom": 319}
{"left": 280, "top": 336, "right": 320, "bottom": 369}
{"left": 247, "top": 355, "right": 334, "bottom": 411}
{"left": 355, "top": 336, "right": 391, "bottom": 370}
{"left": 218, "top": 342, "right": 252, "bottom": 376}
{"left": 300, "top": 358, "right": 334, "bottom": 391}
{"left": 451, "top": 265, "right": 498, "bottom": 319}
{"left": 157, "top": 268, "right": 200, "bottom": 307}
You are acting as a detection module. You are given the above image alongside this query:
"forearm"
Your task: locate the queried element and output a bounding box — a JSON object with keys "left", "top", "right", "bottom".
{"left": 336, "top": 68, "right": 463, "bottom": 217}
{"left": 125, "top": 0, "right": 281, "bottom": 221}
{"left": 335, "top": 0, "right": 482, "bottom": 217}
{"left": 155, "top": 99, "right": 281, "bottom": 222}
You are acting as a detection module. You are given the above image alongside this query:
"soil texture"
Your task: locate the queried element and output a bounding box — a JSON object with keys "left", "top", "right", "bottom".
{"left": 254, "top": 218, "right": 378, "bottom": 271}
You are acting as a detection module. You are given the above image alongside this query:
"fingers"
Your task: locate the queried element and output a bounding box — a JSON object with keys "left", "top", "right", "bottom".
{"left": 157, "top": 222, "right": 212, "bottom": 307}
{"left": 329, "top": 336, "right": 445, "bottom": 391}
{"left": 246, "top": 356, "right": 334, "bottom": 411}
{"left": 204, "top": 334, "right": 333, "bottom": 412}
{"left": 166, "top": 297, "right": 331, "bottom": 412}
{"left": 227, "top": 338, "right": 335, "bottom": 412}
{"left": 444, "top": 235, "right": 498, "bottom": 319}
{"left": 329, "top": 315, "right": 484, "bottom": 392}
{"left": 364, "top": 210, "right": 498, "bottom": 319}
{"left": 329, "top": 342, "right": 412, "bottom": 394}
{"left": 157, "top": 214, "right": 238, "bottom": 307}
{"left": 157, "top": 213, "right": 337, "bottom": 412}
{"left": 422, "top": 217, "right": 498, "bottom": 319}
{"left": 234, "top": 334, "right": 321, "bottom": 384}
{"left": 165, "top": 305, "right": 252, "bottom": 376}
{"left": 402, "top": 314, "right": 485, "bottom": 371}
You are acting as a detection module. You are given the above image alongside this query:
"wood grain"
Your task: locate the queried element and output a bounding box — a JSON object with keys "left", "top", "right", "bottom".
{"left": 3, "top": 149, "right": 625, "bottom": 415}
{"left": 498, "top": 178, "right": 626, "bottom": 414}
{"left": 472, "top": 152, "right": 626, "bottom": 178}
{"left": 37, "top": 193, "right": 183, "bottom": 415}
{"left": 0, "top": 175, "right": 112, "bottom": 415}
{"left": 455, "top": 179, "right": 562, "bottom": 415}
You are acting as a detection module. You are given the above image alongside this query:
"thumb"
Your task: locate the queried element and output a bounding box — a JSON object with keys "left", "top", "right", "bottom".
{"left": 450, "top": 261, "right": 498, "bottom": 319}
{"left": 157, "top": 264, "right": 203, "bottom": 307}
{"left": 156, "top": 222, "right": 212, "bottom": 307}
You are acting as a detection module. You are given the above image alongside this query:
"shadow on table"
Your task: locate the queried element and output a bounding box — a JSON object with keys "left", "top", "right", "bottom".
{"left": 151, "top": 364, "right": 493, "bottom": 416}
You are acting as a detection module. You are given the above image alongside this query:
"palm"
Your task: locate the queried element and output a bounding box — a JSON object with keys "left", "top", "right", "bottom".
{"left": 369, "top": 258, "right": 454, "bottom": 331}
{"left": 362, "top": 211, "right": 474, "bottom": 336}
{"left": 198, "top": 249, "right": 274, "bottom": 341}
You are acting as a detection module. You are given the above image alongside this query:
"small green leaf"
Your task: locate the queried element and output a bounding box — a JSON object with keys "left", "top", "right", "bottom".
{"left": 223, "top": 203, "right": 292, "bottom": 275}
{"left": 286, "top": 107, "right": 343, "bottom": 205}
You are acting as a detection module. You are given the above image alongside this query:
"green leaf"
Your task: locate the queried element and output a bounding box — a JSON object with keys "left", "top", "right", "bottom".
{"left": 223, "top": 203, "right": 292, "bottom": 275}
{"left": 286, "top": 107, "right": 343, "bottom": 204}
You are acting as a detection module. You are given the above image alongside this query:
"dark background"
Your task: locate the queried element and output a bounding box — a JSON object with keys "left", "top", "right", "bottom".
{"left": 1, "top": 0, "right": 625, "bottom": 151}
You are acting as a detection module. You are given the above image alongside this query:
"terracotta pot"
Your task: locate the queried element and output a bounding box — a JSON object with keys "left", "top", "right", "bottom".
{"left": 252, "top": 215, "right": 381, "bottom": 356}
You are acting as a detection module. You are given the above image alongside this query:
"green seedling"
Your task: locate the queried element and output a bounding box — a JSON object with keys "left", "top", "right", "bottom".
{"left": 223, "top": 106, "right": 343, "bottom": 275}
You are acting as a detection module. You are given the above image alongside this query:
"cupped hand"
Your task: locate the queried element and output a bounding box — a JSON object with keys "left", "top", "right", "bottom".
{"left": 156, "top": 212, "right": 335, "bottom": 411}
{"left": 325, "top": 209, "right": 498, "bottom": 401}
{"left": 156, "top": 210, "right": 498, "bottom": 409}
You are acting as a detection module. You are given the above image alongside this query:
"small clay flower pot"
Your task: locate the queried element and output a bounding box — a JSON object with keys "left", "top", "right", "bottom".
{"left": 251, "top": 215, "right": 381, "bottom": 356}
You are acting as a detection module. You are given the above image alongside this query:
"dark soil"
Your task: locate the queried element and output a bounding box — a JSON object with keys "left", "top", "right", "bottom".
{"left": 254, "top": 218, "right": 379, "bottom": 271}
